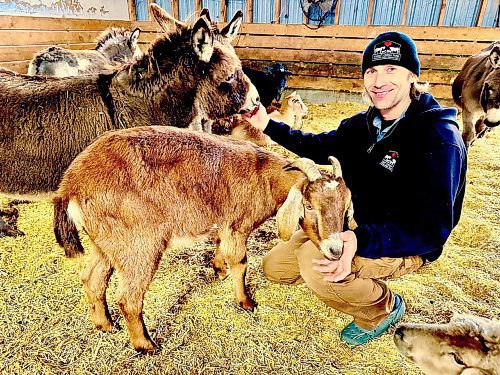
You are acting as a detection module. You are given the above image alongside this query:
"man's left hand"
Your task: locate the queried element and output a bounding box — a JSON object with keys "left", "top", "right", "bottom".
{"left": 312, "top": 231, "right": 357, "bottom": 282}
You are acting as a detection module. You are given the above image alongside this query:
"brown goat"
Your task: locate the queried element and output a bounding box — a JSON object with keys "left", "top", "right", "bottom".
{"left": 27, "top": 27, "right": 141, "bottom": 77}
{"left": 53, "top": 126, "right": 354, "bottom": 353}
{"left": 0, "top": 4, "right": 258, "bottom": 236}
{"left": 395, "top": 314, "right": 500, "bottom": 375}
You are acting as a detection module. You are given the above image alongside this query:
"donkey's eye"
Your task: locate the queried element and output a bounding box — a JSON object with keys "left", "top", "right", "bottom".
{"left": 226, "top": 73, "right": 235, "bottom": 82}
{"left": 451, "top": 352, "right": 465, "bottom": 366}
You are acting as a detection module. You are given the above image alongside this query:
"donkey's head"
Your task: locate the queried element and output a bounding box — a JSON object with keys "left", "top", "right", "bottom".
{"left": 277, "top": 157, "right": 356, "bottom": 260}
{"left": 480, "top": 43, "right": 500, "bottom": 128}
{"left": 95, "top": 27, "right": 141, "bottom": 63}
{"left": 121, "top": 4, "right": 259, "bottom": 123}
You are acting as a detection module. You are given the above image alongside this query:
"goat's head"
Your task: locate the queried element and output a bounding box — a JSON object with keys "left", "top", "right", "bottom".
{"left": 285, "top": 91, "right": 308, "bottom": 119}
{"left": 277, "top": 157, "right": 355, "bottom": 260}
{"left": 119, "top": 4, "right": 259, "bottom": 121}
{"left": 394, "top": 314, "right": 500, "bottom": 375}
{"left": 95, "top": 27, "right": 142, "bottom": 63}
{"left": 480, "top": 43, "right": 500, "bottom": 128}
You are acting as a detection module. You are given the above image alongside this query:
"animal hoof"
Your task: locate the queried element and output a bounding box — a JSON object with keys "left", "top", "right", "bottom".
{"left": 239, "top": 298, "right": 257, "bottom": 312}
{"left": 134, "top": 340, "right": 158, "bottom": 354}
{"left": 0, "top": 226, "right": 24, "bottom": 238}
{"left": 213, "top": 266, "right": 228, "bottom": 280}
{"left": 95, "top": 321, "right": 114, "bottom": 332}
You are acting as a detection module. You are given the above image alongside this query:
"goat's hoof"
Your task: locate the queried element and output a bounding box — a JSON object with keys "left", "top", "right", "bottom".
{"left": 238, "top": 298, "right": 257, "bottom": 312}
{"left": 134, "top": 339, "right": 158, "bottom": 355}
{"left": 213, "top": 267, "right": 228, "bottom": 280}
{"left": 95, "top": 321, "right": 114, "bottom": 332}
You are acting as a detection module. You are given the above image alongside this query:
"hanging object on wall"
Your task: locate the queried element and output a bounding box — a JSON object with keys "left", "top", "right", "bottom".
{"left": 299, "top": 0, "right": 337, "bottom": 27}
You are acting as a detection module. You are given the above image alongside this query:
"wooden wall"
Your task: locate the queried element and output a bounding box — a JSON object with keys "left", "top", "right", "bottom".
{"left": 0, "top": 14, "right": 498, "bottom": 101}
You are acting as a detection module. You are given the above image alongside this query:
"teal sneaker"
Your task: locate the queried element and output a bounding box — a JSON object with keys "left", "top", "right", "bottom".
{"left": 340, "top": 294, "right": 405, "bottom": 346}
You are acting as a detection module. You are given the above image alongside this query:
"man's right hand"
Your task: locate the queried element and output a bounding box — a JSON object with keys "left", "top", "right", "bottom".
{"left": 241, "top": 103, "right": 270, "bottom": 131}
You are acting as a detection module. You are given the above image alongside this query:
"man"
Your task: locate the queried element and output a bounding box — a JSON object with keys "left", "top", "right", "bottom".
{"left": 243, "top": 31, "right": 467, "bottom": 346}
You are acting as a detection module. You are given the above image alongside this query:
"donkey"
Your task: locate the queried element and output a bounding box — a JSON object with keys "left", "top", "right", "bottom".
{"left": 395, "top": 314, "right": 500, "bottom": 374}
{"left": 0, "top": 4, "right": 259, "bottom": 236}
{"left": 53, "top": 125, "right": 355, "bottom": 353}
{"left": 452, "top": 42, "right": 500, "bottom": 149}
{"left": 27, "top": 28, "right": 142, "bottom": 77}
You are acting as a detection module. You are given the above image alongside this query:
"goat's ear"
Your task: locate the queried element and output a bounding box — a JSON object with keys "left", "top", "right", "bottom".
{"left": 346, "top": 201, "right": 357, "bottom": 230}
{"left": 489, "top": 44, "right": 500, "bottom": 69}
{"left": 220, "top": 10, "right": 243, "bottom": 42}
{"left": 192, "top": 17, "right": 214, "bottom": 62}
{"left": 150, "top": 3, "right": 184, "bottom": 33}
{"left": 130, "top": 28, "right": 140, "bottom": 45}
{"left": 276, "top": 183, "right": 305, "bottom": 241}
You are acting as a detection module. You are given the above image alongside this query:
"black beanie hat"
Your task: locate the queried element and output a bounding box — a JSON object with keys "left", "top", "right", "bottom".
{"left": 362, "top": 31, "right": 420, "bottom": 76}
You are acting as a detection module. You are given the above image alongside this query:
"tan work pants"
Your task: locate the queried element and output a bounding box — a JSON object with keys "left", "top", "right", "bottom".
{"left": 263, "top": 230, "right": 423, "bottom": 329}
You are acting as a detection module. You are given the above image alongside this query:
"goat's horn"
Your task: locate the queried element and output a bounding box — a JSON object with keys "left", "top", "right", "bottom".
{"left": 328, "top": 156, "right": 342, "bottom": 178}
{"left": 285, "top": 158, "right": 322, "bottom": 182}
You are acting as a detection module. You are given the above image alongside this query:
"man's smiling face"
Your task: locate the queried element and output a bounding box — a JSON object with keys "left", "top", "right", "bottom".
{"left": 364, "top": 65, "right": 415, "bottom": 119}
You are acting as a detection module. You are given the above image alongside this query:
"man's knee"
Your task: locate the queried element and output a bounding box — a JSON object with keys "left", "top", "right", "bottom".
{"left": 262, "top": 247, "right": 302, "bottom": 284}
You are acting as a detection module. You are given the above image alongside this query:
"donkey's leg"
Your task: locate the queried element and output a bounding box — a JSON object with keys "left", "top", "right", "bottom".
{"left": 219, "top": 232, "right": 255, "bottom": 311}
{"left": 80, "top": 244, "right": 114, "bottom": 331}
{"left": 212, "top": 237, "right": 228, "bottom": 280}
{"left": 115, "top": 244, "right": 163, "bottom": 353}
{"left": 462, "top": 110, "right": 479, "bottom": 149}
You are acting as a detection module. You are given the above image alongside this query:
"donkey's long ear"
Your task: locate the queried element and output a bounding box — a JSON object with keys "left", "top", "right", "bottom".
{"left": 150, "top": 3, "right": 185, "bottom": 33}
{"left": 276, "top": 182, "right": 305, "bottom": 241}
{"left": 200, "top": 8, "right": 211, "bottom": 23}
{"left": 191, "top": 17, "right": 214, "bottom": 62}
{"left": 220, "top": 10, "right": 243, "bottom": 42}
{"left": 489, "top": 44, "right": 500, "bottom": 69}
{"left": 130, "top": 28, "right": 140, "bottom": 45}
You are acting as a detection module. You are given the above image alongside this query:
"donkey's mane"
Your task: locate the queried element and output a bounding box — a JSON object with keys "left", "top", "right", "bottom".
{"left": 95, "top": 27, "right": 131, "bottom": 51}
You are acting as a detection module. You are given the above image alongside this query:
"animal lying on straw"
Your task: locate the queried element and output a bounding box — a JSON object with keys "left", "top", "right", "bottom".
{"left": 0, "top": 4, "right": 258, "bottom": 236}
{"left": 53, "top": 126, "right": 354, "bottom": 353}
{"left": 452, "top": 41, "right": 500, "bottom": 149}
{"left": 230, "top": 92, "right": 309, "bottom": 146}
{"left": 27, "top": 27, "right": 142, "bottom": 77}
{"left": 394, "top": 314, "right": 500, "bottom": 374}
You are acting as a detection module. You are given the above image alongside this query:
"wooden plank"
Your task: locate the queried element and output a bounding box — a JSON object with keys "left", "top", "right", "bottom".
{"left": 334, "top": 0, "right": 341, "bottom": 25}
{"left": 246, "top": 0, "right": 254, "bottom": 23}
{"left": 128, "top": 0, "right": 137, "bottom": 21}
{"left": 1, "top": 60, "right": 29, "bottom": 73}
{"left": 221, "top": 0, "right": 227, "bottom": 22}
{"left": 476, "top": 0, "right": 488, "bottom": 27}
{"left": 235, "top": 47, "right": 469, "bottom": 70}
{"left": 234, "top": 34, "right": 490, "bottom": 56}
{"left": 0, "top": 30, "right": 102, "bottom": 47}
{"left": 438, "top": 0, "right": 446, "bottom": 26}
{"left": 0, "top": 44, "right": 95, "bottom": 63}
{"left": 0, "top": 15, "right": 131, "bottom": 31}
{"left": 274, "top": 0, "right": 281, "bottom": 24}
{"left": 366, "top": 0, "right": 374, "bottom": 26}
{"left": 401, "top": 0, "right": 410, "bottom": 25}
{"left": 286, "top": 75, "right": 452, "bottom": 100}
{"left": 238, "top": 23, "right": 499, "bottom": 42}
{"left": 171, "top": 0, "right": 179, "bottom": 20}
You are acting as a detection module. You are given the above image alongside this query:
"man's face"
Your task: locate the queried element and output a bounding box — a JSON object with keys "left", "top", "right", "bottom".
{"left": 364, "top": 65, "right": 415, "bottom": 119}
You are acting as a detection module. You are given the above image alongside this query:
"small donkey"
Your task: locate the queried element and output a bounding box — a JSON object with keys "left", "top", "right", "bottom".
{"left": 28, "top": 28, "right": 141, "bottom": 77}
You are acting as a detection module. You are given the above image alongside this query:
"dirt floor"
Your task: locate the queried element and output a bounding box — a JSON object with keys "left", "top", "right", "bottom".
{"left": 0, "top": 101, "right": 499, "bottom": 374}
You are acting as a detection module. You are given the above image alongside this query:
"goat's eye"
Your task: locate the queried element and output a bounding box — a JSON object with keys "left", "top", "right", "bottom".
{"left": 226, "top": 73, "right": 235, "bottom": 82}
{"left": 304, "top": 204, "right": 313, "bottom": 210}
{"left": 451, "top": 352, "right": 465, "bottom": 366}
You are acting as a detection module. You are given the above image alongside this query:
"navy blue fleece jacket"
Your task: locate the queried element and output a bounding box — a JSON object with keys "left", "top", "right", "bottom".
{"left": 264, "top": 93, "right": 467, "bottom": 262}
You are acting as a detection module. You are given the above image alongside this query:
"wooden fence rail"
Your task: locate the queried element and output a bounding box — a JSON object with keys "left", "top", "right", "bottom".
{"left": 0, "top": 15, "right": 498, "bottom": 101}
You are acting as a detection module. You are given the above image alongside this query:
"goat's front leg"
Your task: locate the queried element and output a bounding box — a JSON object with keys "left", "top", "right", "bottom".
{"left": 212, "top": 237, "right": 228, "bottom": 280}
{"left": 219, "top": 232, "right": 256, "bottom": 311}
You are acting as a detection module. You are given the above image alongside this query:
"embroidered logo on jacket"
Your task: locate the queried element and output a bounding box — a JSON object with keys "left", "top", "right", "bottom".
{"left": 373, "top": 41, "right": 401, "bottom": 62}
{"left": 379, "top": 151, "right": 399, "bottom": 172}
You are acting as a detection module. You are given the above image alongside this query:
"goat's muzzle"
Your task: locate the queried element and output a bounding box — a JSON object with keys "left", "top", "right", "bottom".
{"left": 319, "top": 233, "right": 343, "bottom": 260}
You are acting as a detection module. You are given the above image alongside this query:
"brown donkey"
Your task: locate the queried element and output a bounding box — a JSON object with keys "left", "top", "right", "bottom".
{"left": 54, "top": 126, "right": 355, "bottom": 353}
{"left": 0, "top": 4, "right": 258, "bottom": 236}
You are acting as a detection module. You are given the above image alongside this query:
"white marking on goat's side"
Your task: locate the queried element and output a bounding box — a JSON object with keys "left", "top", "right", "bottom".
{"left": 485, "top": 107, "right": 500, "bottom": 123}
{"left": 168, "top": 234, "right": 209, "bottom": 250}
{"left": 68, "top": 200, "right": 84, "bottom": 228}
{"left": 324, "top": 180, "right": 339, "bottom": 190}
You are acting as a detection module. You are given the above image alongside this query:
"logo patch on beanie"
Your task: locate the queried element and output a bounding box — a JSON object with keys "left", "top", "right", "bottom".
{"left": 372, "top": 40, "right": 401, "bottom": 62}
